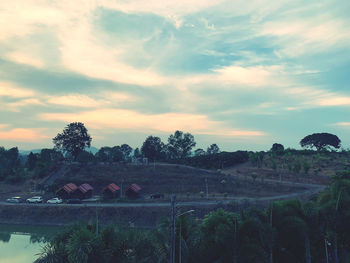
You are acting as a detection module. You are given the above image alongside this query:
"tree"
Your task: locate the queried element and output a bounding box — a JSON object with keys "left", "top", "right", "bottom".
{"left": 133, "top": 148, "right": 142, "bottom": 158}
{"left": 141, "top": 136, "right": 165, "bottom": 162}
{"left": 53, "top": 122, "right": 92, "bottom": 161}
{"left": 207, "top": 144, "right": 220, "bottom": 155}
{"left": 95, "top": 146, "right": 124, "bottom": 162}
{"left": 300, "top": 133, "right": 341, "bottom": 151}
{"left": 194, "top": 149, "right": 206, "bottom": 156}
{"left": 120, "top": 144, "right": 132, "bottom": 161}
{"left": 167, "top": 131, "right": 196, "bottom": 159}
{"left": 201, "top": 209, "right": 238, "bottom": 263}
{"left": 26, "top": 152, "right": 38, "bottom": 171}
{"left": 271, "top": 143, "right": 284, "bottom": 154}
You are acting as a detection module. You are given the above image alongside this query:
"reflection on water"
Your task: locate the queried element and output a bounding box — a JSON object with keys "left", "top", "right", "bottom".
{"left": 0, "top": 224, "right": 61, "bottom": 263}
{"left": 0, "top": 234, "right": 43, "bottom": 263}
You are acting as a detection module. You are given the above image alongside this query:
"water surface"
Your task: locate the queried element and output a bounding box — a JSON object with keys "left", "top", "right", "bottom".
{"left": 0, "top": 224, "right": 61, "bottom": 263}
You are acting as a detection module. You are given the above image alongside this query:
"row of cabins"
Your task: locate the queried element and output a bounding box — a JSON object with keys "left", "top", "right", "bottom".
{"left": 56, "top": 183, "right": 141, "bottom": 200}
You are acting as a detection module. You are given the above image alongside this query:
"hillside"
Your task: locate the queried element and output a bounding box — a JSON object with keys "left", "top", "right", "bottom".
{"left": 41, "top": 162, "right": 309, "bottom": 200}
{"left": 2, "top": 150, "right": 348, "bottom": 202}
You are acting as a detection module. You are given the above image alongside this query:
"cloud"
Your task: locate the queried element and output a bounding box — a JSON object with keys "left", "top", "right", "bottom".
{"left": 58, "top": 22, "right": 168, "bottom": 86}
{"left": 333, "top": 122, "right": 350, "bottom": 127}
{"left": 99, "top": 0, "right": 226, "bottom": 24}
{"left": 0, "top": 128, "right": 48, "bottom": 142}
{"left": 6, "top": 98, "right": 44, "bottom": 112}
{"left": 4, "top": 51, "right": 45, "bottom": 68}
{"left": 317, "top": 97, "right": 350, "bottom": 106}
{"left": 284, "top": 87, "right": 350, "bottom": 109}
{"left": 47, "top": 95, "right": 106, "bottom": 108}
{"left": 212, "top": 65, "right": 283, "bottom": 86}
{"left": 0, "top": 82, "right": 36, "bottom": 98}
{"left": 260, "top": 17, "right": 350, "bottom": 57}
{"left": 39, "top": 108, "right": 265, "bottom": 138}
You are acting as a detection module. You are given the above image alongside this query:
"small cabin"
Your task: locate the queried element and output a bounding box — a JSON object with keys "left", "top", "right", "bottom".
{"left": 56, "top": 183, "right": 78, "bottom": 199}
{"left": 125, "top": 184, "right": 141, "bottom": 199}
{"left": 76, "top": 183, "right": 93, "bottom": 199}
{"left": 102, "top": 183, "right": 120, "bottom": 199}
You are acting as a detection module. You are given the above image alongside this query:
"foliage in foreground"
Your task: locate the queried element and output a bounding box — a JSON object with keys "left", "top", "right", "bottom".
{"left": 35, "top": 171, "right": 350, "bottom": 263}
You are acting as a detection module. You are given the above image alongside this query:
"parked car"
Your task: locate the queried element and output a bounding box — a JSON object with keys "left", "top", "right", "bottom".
{"left": 47, "top": 197, "right": 63, "bottom": 204}
{"left": 66, "top": 198, "right": 82, "bottom": 204}
{"left": 26, "top": 196, "right": 43, "bottom": 203}
{"left": 150, "top": 193, "right": 165, "bottom": 199}
{"left": 6, "top": 196, "right": 23, "bottom": 203}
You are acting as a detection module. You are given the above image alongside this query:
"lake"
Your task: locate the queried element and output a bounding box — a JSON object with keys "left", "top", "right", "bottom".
{"left": 0, "top": 224, "right": 61, "bottom": 263}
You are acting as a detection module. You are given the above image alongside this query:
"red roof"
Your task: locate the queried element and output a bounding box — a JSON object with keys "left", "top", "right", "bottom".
{"left": 79, "top": 183, "right": 93, "bottom": 193}
{"left": 128, "top": 183, "right": 141, "bottom": 193}
{"left": 102, "top": 183, "right": 120, "bottom": 193}
{"left": 63, "top": 183, "right": 78, "bottom": 193}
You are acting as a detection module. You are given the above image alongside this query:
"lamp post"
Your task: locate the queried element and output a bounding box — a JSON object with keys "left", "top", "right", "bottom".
{"left": 169, "top": 194, "right": 194, "bottom": 263}
{"left": 170, "top": 195, "right": 176, "bottom": 263}
{"left": 324, "top": 238, "right": 330, "bottom": 263}
{"left": 178, "top": 210, "right": 195, "bottom": 263}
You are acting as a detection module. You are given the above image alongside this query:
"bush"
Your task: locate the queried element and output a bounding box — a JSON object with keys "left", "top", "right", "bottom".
{"left": 170, "top": 151, "right": 249, "bottom": 169}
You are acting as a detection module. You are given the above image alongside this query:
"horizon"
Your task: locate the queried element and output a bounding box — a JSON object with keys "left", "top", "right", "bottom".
{"left": 1, "top": 1, "right": 350, "bottom": 151}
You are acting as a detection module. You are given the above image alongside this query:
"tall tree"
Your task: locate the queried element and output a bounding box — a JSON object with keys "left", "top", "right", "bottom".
{"left": 53, "top": 122, "right": 92, "bottom": 160}
{"left": 300, "top": 133, "right": 341, "bottom": 151}
{"left": 26, "top": 152, "right": 38, "bottom": 171}
{"left": 167, "top": 131, "right": 196, "bottom": 159}
{"left": 270, "top": 143, "right": 284, "bottom": 154}
{"left": 120, "top": 144, "right": 132, "bottom": 161}
{"left": 141, "top": 136, "right": 165, "bottom": 161}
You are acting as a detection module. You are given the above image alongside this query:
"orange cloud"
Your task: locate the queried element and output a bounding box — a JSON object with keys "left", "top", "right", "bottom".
{"left": 0, "top": 128, "right": 48, "bottom": 142}
{"left": 40, "top": 109, "right": 265, "bottom": 138}
{"left": 0, "top": 82, "right": 35, "bottom": 98}
{"left": 317, "top": 97, "right": 350, "bottom": 106}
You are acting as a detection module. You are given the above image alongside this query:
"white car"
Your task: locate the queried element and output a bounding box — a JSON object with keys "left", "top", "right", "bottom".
{"left": 26, "top": 196, "right": 43, "bottom": 203}
{"left": 46, "top": 197, "right": 63, "bottom": 204}
{"left": 6, "top": 196, "right": 23, "bottom": 203}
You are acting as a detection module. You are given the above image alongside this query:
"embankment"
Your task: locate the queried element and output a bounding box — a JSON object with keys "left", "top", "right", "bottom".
{"left": 0, "top": 203, "right": 239, "bottom": 227}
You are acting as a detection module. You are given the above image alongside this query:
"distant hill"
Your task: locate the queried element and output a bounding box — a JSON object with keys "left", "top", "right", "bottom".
{"left": 19, "top": 149, "right": 42, "bottom": 155}
{"left": 19, "top": 146, "right": 99, "bottom": 155}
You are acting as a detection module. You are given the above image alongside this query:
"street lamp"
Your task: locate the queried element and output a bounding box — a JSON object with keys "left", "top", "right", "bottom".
{"left": 178, "top": 210, "right": 195, "bottom": 263}
{"left": 324, "top": 238, "right": 331, "bottom": 263}
{"left": 169, "top": 194, "right": 195, "bottom": 263}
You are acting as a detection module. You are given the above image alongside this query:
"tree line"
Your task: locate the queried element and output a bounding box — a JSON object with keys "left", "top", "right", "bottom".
{"left": 0, "top": 123, "right": 345, "bottom": 183}
{"left": 35, "top": 170, "right": 350, "bottom": 263}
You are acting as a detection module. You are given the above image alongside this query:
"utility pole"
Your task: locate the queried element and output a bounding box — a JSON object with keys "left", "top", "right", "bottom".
{"left": 170, "top": 195, "right": 176, "bottom": 263}
{"left": 205, "top": 178, "right": 209, "bottom": 199}
{"left": 120, "top": 179, "right": 123, "bottom": 198}
{"left": 95, "top": 201, "right": 99, "bottom": 237}
{"left": 324, "top": 238, "right": 329, "bottom": 263}
{"left": 269, "top": 204, "right": 273, "bottom": 263}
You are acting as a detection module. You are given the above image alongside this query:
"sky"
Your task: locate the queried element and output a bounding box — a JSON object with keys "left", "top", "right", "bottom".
{"left": 0, "top": 0, "right": 350, "bottom": 151}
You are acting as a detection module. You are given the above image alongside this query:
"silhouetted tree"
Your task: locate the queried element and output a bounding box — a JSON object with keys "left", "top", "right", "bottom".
{"left": 133, "top": 148, "right": 142, "bottom": 158}
{"left": 194, "top": 148, "right": 206, "bottom": 156}
{"left": 120, "top": 144, "right": 132, "bottom": 161}
{"left": 26, "top": 152, "right": 38, "bottom": 171}
{"left": 271, "top": 143, "right": 284, "bottom": 154}
{"left": 141, "top": 136, "right": 165, "bottom": 161}
{"left": 53, "top": 122, "right": 92, "bottom": 160}
{"left": 300, "top": 133, "right": 341, "bottom": 151}
{"left": 207, "top": 144, "right": 220, "bottom": 155}
{"left": 167, "top": 131, "right": 196, "bottom": 159}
